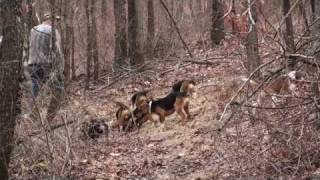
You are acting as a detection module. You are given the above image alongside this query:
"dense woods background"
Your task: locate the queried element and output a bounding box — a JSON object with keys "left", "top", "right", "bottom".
{"left": 1, "top": 0, "right": 320, "bottom": 179}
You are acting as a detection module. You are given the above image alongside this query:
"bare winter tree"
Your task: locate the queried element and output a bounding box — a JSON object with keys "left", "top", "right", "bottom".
{"left": 101, "top": 0, "right": 108, "bottom": 68}
{"left": 211, "top": 0, "right": 225, "bottom": 45}
{"left": 311, "top": 0, "right": 320, "bottom": 127}
{"left": 0, "top": 0, "right": 23, "bottom": 179}
{"left": 298, "top": 0, "right": 309, "bottom": 34}
{"left": 128, "top": 0, "right": 145, "bottom": 69}
{"left": 63, "top": 0, "right": 73, "bottom": 81}
{"left": 311, "top": 0, "right": 316, "bottom": 22}
{"left": 245, "top": 1, "right": 261, "bottom": 77}
{"left": 91, "top": 0, "right": 99, "bottom": 80}
{"left": 101, "top": 0, "right": 107, "bottom": 20}
{"left": 85, "top": 0, "right": 92, "bottom": 89}
{"left": 71, "top": 23, "right": 75, "bottom": 80}
{"left": 311, "top": 0, "right": 320, "bottom": 60}
{"left": 84, "top": 0, "right": 99, "bottom": 82}
{"left": 146, "top": 0, "right": 155, "bottom": 58}
{"left": 231, "top": 0, "right": 236, "bottom": 34}
{"left": 113, "top": 0, "right": 127, "bottom": 72}
{"left": 282, "top": 0, "right": 296, "bottom": 70}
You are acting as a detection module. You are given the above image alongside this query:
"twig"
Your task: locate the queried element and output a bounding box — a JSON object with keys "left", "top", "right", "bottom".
{"left": 159, "top": 0, "right": 193, "bottom": 58}
{"left": 218, "top": 58, "right": 279, "bottom": 130}
{"left": 183, "top": 59, "right": 225, "bottom": 65}
{"left": 28, "top": 119, "right": 76, "bottom": 137}
{"left": 93, "top": 72, "right": 130, "bottom": 92}
{"left": 218, "top": 1, "right": 233, "bottom": 21}
{"left": 33, "top": 102, "right": 54, "bottom": 161}
{"left": 233, "top": 100, "right": 313, "bottom": 110}
{"left": 247, "top": 0, "right": 255, "bottom": 26}
{"left": 60, "top": 112, "right": 73, "bottom": 175}
{"left": 275, "top": 0, "right": 301, "bottom": 37}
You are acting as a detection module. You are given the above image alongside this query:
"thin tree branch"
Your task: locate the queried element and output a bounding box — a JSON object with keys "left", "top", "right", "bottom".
{"left": 159, "top": 0, "right": 193, "bottom": 58}
{"left": 217, "top": 57, "right": 279, "bottom": 130}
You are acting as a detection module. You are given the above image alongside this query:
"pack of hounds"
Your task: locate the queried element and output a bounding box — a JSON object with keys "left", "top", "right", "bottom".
{"left": 82, "top": 80, "right": 196, "bottom": 139}
{"left": 81, "top": 70, "right": 305, "bottom": 139}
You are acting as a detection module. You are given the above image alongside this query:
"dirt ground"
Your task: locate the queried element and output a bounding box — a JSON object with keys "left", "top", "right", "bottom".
{"left": 10, "top": 41, "right": 278, "bottom": 179}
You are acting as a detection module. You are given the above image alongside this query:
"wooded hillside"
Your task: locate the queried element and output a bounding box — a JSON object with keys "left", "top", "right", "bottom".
{"left": 1, "top": 0, "right": 320, "bottom": 179}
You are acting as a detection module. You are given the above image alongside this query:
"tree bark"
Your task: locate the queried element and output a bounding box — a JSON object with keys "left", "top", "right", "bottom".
{"left": 91, "top": 0, "right": 99, "bottom": 80}
{"left": 231, "top": 0, "right": 236, "bottom": 34}
{"left": 128, "top": 0, "right": 144, "bottom": 68}
{"left": 298, "top": 0, "right": 309, "bottom": 34}
{"left": 311, "top": 0, "right": 315, "bottom": 22}
{"left": 211, "top": 0, "right": 225, "bottom": 45}
{"left": 310, "top": 0, "right": 320, "bottom": 128}
{"left": 113, "top": 0, "right": 127, "bottom": 72}
{"left": 282, "top": 0, "right": 296, "bottom": 70}
{"left": 245, "top": 1, "right": 261, "bottom": 78}
{"left": 85, "top": 0, "right": 91, "bottom": 89}
{"left": 146, "top": 0, "right": 155, "bottom": 58}
{"left": 311, "top": 0, "right": 320, "bottom": 60}
{"left": 63, "top": 0, "right": 72, "bottom": 81}
{"left": 101, "top": 0, "right": 108, "bottom": 68}
{"left": 0, "top": 0, "right": 23, "bottom": 179}
{"left": 101, "top": 0, "right": 107, "bottom": 18}
{"left": 71, "top": 24, "right": 75, "bottom": 80}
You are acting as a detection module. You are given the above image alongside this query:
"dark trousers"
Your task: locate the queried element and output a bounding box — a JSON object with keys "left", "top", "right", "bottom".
{"left": 27, "top": 63, "right": 64, "bottom": 123}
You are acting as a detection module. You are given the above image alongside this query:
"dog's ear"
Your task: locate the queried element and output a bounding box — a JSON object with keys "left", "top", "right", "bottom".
{"left": 180, "top": 81, "right": 189, "bottom": 92}
{"left": 189, "top": 80, "right": 196, "bottom": 85}
{"left": 172, "top": 80, "right": 183, "bottom": 92}
{"left": 180, "top": 80, "right": 196, "bottom": 94}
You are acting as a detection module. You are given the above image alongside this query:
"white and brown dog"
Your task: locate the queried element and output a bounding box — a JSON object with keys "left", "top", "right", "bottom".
{"left": 223, "top": 71, "right": 303, "bottom": 107}
{"left": 244, "top": 71, "right": 304, "bottom": 107}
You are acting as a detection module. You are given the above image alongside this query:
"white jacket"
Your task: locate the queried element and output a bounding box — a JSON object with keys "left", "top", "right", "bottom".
{"left": 28, "top": 23, "right": 64, "bottom": 74}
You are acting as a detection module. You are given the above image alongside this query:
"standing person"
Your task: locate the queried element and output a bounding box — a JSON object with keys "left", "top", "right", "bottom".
{"left": 28, "top": 12, "right": 64, "bottom": 124}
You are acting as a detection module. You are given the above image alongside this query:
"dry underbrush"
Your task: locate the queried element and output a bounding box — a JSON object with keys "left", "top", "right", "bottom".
{"left": 9, "top": 38, "right": 320, "bottom": 179}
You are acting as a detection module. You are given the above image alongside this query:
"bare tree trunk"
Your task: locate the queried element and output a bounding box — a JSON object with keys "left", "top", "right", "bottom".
{"left": 0, "top": 0, "right": 23, "bottom": 179}
{"left": 101, "top": 0, "right": 108, "bottom": 69}
{"left": 101, "top": 0, "right": 107, "bottom": 17}
{"left": 71, "top": 25, "right": 75, "bottom": 80}
{"left": 169, "top": 0, "right": 175, "bottom": 39}
{"left": 63, "top": 0, "right": 72, "bottom": 81}
{"left": 245, "top": 1, "right": 261, "bottom": 77}
{"left": 311, "top": 0, "right": 320, "bottom": 128}
{"left": 189, "top": 0, "right": 194, "bottom": 17}
{"left": 211, "top": 0, "right": 225, "bottom": 45}
{"left": 128, "top": 0, "right": 144, "bottom": 68}
{"left": 113, "top": 0, "right": 127, "bottom": 72}
{"left": 176, "top": 0, "right": 183, "bottom": 20}
{"left": 69, "top": 1, "right": 75, "bottom": 80}
{"left": 146, "top": 0, "right": 155, "bottom": 58}
{"left": 48, "top": 0, "right": 57, "bottom": 56}
{"left": 282, "top": 0, "right": 296, "bottom": 70}
{"left": 22, "top": 0, "right": 37, "bottom": 66}
{"left": 298, "top": 0, "right": 310, "bottom": 34}
{"left": 85, "top": 0, "right": 91, "bottom": 89}
{"left": 91, "top": 0, "right": 99, "bottom": 80}
{"left": 231, "top": 0, "right": 236, "bottom": 34}
{"left": 311, "top": 0, "right": 320, "bottom": 60}
{"left": 311, "top": 0, "right": 315, "bottom": 22}
{"left": 194, "top": 0, "right": 202, "bottom": 16}
{"left": 25, "top": 0, "right": 39, "bottom": 27}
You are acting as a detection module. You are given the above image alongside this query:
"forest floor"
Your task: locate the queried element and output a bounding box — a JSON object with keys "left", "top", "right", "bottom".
{"left": 10, "top": 39, "right": 280, "bottom": 179}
